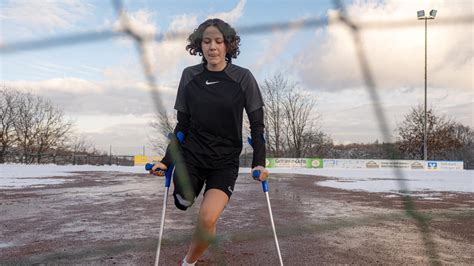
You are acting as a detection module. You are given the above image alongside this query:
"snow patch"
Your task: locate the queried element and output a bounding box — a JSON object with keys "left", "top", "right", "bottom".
{"left": 240, "top": 167, "right": 473, "bottom": 193}
{"left": 1, "top": 164, "right": 472, "bottom": 193}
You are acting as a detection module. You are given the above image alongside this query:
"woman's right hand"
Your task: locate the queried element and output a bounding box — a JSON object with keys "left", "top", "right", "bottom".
{"left": 150, "top": 162, "right": 168, "bottom": 176}
{"left": 251, "top": 166, "right": 269, "bottom": 182}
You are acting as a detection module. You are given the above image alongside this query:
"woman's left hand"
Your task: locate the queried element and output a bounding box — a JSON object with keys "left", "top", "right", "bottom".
{"left": 251, "top": 166, "right": 269, "bottom": 182}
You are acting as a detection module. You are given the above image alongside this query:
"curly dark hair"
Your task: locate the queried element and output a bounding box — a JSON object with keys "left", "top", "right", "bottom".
{"left": 186, "top": 18, "right": 241, "bottom": 63}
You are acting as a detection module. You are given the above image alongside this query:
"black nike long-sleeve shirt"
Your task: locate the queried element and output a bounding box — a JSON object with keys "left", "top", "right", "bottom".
{"left": 162, "top": 63, "right": 265, "bottom": 169}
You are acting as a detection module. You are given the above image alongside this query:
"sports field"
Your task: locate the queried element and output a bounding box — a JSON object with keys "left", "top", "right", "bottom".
{"left": 0, "top": 165, "right": 472, "bottom": 265}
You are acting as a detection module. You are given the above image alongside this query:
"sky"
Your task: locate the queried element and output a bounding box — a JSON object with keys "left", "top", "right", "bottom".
{"left": 1, "top": 0, "right": 473, "bottom": 155}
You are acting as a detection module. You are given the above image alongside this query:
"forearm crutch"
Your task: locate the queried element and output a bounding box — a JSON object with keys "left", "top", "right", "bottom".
{"left": 253, "top": 170, "right": 284, "bottom": 266}
{"left": 145, "top": 162, "right": 174, "bottom": 266}
{"left": 145, "top": 132, "right": 184, "bottom": 266}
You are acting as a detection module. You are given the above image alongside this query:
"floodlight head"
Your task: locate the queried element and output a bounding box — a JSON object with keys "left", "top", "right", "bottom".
{"left": 430, "top": 9, "right": 437, "bottom": 18}
{"left": 416, "top": 10, "right": 425, "bottom": 19}
{"left": 417, "top": 10, "right": 425, "bottom": 19}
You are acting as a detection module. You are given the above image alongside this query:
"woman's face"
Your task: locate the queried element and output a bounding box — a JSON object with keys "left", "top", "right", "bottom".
{"left": 201, "top": 25, "right": 227, "bottom": 71}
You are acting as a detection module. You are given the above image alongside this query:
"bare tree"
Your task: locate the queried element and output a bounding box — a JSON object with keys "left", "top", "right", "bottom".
{"left": 67, "top": 134, "right": 96, "bottom": 154}
{"left": 150, "top": 110, "right": 175, "bottom": 155}
{"left": 11, "top": 90, "right": 73, "bottom": 163}
{"left": 397, "top": 105, "right": 464, "bottom": 160}
{"left": 261, "top": 73, "right": 328, "bottom": 158}
{"left": 453, "top": 123, "right": 473, "bottom": 146}
{"left": 0, "top": 87, "right": 19, "bottom": 163}
{"left": 261, "top": 73, "right": 289, "bottom": 157}
{"left": 450, "top": 123, "right": 474, "bottom": 168}
{"left": 283, "top": 88, "right": 318, "bottom": 157}
{"left": 303, "top": 127, "right": 333, "bottom": 157}
{"left": 13, "top": 92, "right": 39, "bottom": 163}
{"left": 330, "top": 141, "right": 398, "bottom": 160}
{"left": 34, "top": 100, "right": 73, "bottom": 162}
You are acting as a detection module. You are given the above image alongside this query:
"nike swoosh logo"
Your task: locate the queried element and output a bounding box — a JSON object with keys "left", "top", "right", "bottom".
{"left": 206, "top": 80, "right": 220, "bottom": 85}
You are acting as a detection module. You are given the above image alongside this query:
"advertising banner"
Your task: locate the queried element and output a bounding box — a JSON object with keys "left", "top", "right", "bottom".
{"left": 307, "top": 158, "right": 323, "bottom": 168}
{"left": 265, "top": 158, "right": 464, "bottom": 170}
{"left": 323, "top": 159, "right": 427, "bottom": 170}
{"left": 266, "top": 158, "right": 323, "bottom": 168}
{"left": 323, "top": 159, "right": 367, "bottom": 169}
{"left": 426, "top": 161, "right": 463, "bottom": 171}
{"left": 322, "top": 159, "right": 463, "bottom": 171}
{"left": 134, "top": 156, "right": 163, "bottom": 166}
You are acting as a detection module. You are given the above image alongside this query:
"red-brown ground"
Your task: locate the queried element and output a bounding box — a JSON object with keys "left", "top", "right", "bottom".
{"left": 0, "top": 171, "right": 472, "bottom": 265}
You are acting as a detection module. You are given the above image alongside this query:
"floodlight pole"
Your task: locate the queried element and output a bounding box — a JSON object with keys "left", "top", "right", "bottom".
{"left": 423, "top": 16, "right": 428, "bottom": 161}
{"left": 418, "top": 10, "right": 436, "bottom": 161}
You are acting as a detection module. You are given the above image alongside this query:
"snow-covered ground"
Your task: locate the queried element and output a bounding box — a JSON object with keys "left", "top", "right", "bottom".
{"left": 262, "top": 168, "right": 473, "bottom": 193}
{"left": 0, "top": 164, "right": 144, "bottom": 189}
{"left": 0, "top": 164, "right": 472, "bottom": 193}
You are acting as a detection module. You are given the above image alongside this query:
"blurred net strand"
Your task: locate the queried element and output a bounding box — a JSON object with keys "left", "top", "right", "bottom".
{"left": 1, "top": 15, "right": 473, "bottom": 54}
{"left": 0, "top": 29, "right": 122, "bottom": 54}
{"left": 334, "top": 0, "right": 440, "bottom": 264}
{"left": 111, "top": 0, "right": 166, "bottom": 118}
{"left": 111, "top": 1, "right": 206, "bottom": 264}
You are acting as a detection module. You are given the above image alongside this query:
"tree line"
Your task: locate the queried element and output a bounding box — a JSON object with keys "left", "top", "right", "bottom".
{"left": 152, "top": 73, "right": 472, "bottom": 168}
{"left": 0, "top": 87, "right": 99, "bottom": 163}
{"left": 264, "top": 75, "right": 473, "bottom": 167}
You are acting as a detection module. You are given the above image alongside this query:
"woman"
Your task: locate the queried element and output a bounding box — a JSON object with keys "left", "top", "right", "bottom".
{"left": 150, "top": 18, "right": 269, "bottom": 265}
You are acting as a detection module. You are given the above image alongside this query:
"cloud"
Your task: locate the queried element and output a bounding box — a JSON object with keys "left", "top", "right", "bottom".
{"left": 168, "top": 14, "right": 199, "bottom": 32}
{"left": 3, "top": 78, "right": 104, "bottom": 94}
{"left": 292, "top": 0, "right": 473, "bottom": 92}
{"left": 252, "top": 18, "right": 307, "bottom": 73}
{"left": 316, "top": 85, "right": 473, "bottom": 143}
{"left": 3, "top": 76, "right": 177, "bottom": 117}
{"left": 110, "top": 9, "right": 197, "bottom": 78}
{"left": 111, "top": 0, "right": 247, "bottom": 80}
{"left": 151, "top": 14, "right": 199, "bottom": 77}
{"left": 1, "top": 0, "right": 93, "bottom": 33}
{"left": 2, "top": 0, "right": 251, "bottom": 118}
{"left": 113, "top": 9, "right": 159, "bottom": 38}
{"left": 83, "top": 119, "right": 156, "bottom": 155}
{"left": 152, "top": 0, "right": 248, "bottom": 76}
{"left": 207, "top": 0, "right": 246, "bottom": 24}
{"left": 111, "top": 9, "right": 161, "bottom": 74}
{"left": 111, "top": 9, "right": 193, "bottom": 84}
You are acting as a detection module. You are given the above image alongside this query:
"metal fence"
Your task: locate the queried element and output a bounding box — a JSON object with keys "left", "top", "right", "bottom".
{"left": 2, "top": 153, "right": 253, "bottom": 167}
{"left": 2, "top": 153, "right": 134, "bottom": 166}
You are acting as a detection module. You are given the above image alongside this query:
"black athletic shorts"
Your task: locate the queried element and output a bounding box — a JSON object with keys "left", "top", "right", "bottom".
{"left": 172, "top": 161, "right": 238, "bottom": 210}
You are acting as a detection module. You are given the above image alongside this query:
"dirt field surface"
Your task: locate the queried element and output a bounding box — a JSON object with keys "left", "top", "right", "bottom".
{"left": 1, "top": 171, "right": 473, "bottom": 265}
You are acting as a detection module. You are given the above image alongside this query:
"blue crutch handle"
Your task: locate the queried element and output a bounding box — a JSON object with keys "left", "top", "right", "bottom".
{"left": 252, "top": 170, "right": 269, "bottom": 192}
{"left": 177, "top": 131, "right": 185, "bottom": 143}
{"left": 145, "top": 163, "right": 174, "bottom": 187}
{"left": 168, "top": 130, "right": 185, "bottom": 144}
{"left": 145, "top": 130, "right": 184, "bottom": 187}
{"left": 145, "top": 163, "right": 154, "bottom": 171}
{"left": 252, "top": 169, "right": 260, "bottom": 179}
